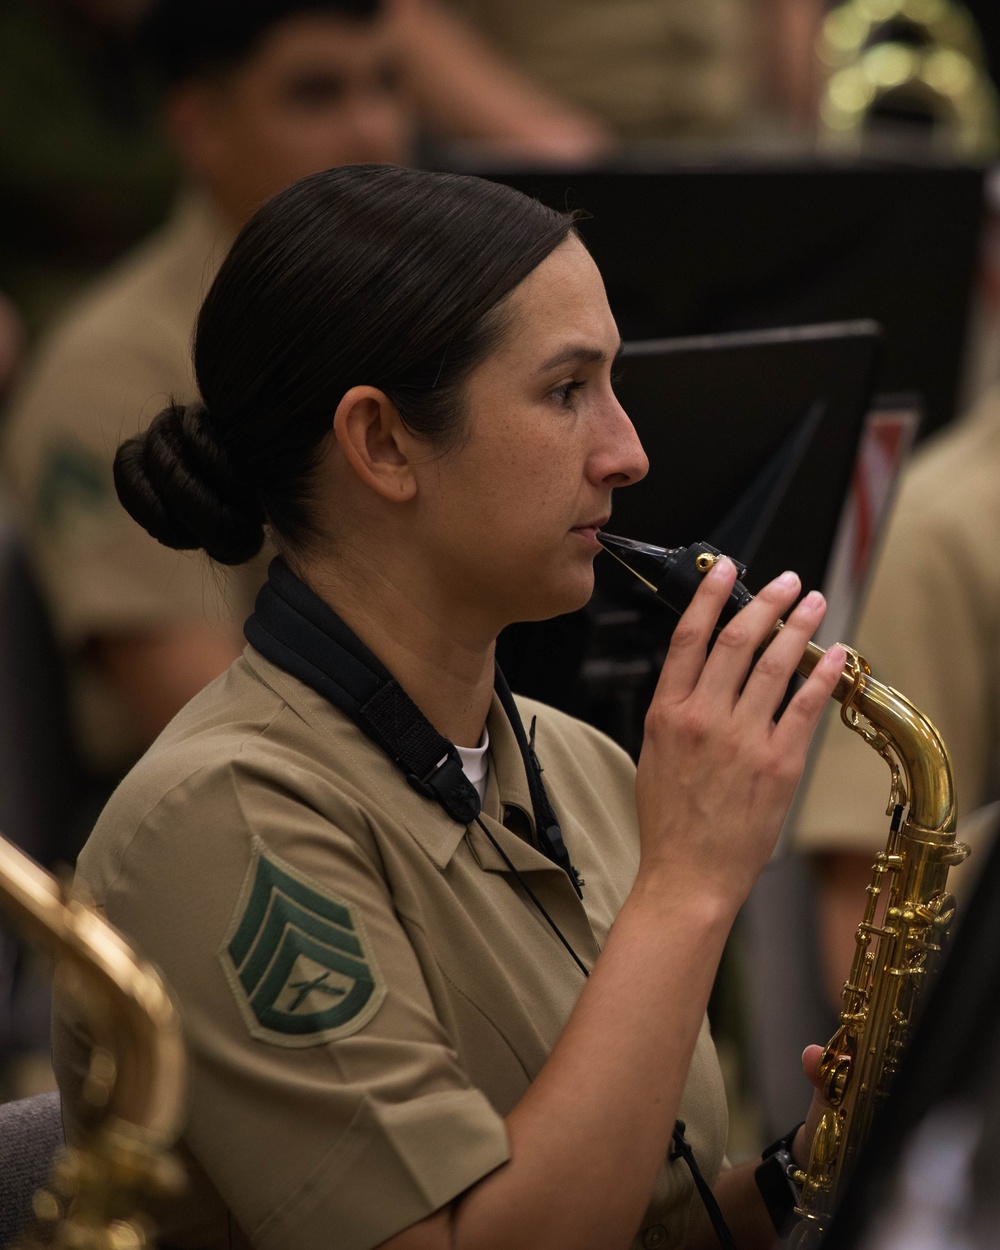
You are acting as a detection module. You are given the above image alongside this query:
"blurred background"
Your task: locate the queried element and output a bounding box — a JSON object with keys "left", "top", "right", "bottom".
{"left": 1, "top": 3, "right": 1000, "bottom": 1242}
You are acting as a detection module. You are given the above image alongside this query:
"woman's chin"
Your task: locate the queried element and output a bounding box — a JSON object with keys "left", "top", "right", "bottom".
{"left": 519, "top": 569, "right": 596, "bottom": 623}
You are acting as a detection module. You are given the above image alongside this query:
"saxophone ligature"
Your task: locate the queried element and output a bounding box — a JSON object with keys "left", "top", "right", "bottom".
{"left": 597, "top": 532, "right": 967, "bottom": 1246}
{"left": 0, "top": 834, "right": 186, "bottom": 1249}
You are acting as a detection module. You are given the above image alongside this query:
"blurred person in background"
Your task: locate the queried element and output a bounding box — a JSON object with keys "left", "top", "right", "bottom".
{"left": 386, "top": 0, "right": 612, "bottom": 159}
{"left": 0, "top": 0, "right": 611, "bottom": 809}
{"left": 794, "top": 380, "right": 1000, "bottom": 1010}
{"left": 442, "top": 0, "right": 827, "bottom": 144}
{"left": 0, "top": 0, "right": 177, "bottom": 342}
{"left": 0, "top": 0, "right": 606, "bottom": 351}
{"left": 793, "top": 71, "right": 1000, "bottom": 1010}
{"left": 0, "top": 296, "right": 25, "bottom": 403}
{"left": 1, "top": 0, "right": 413, "bottom": 799}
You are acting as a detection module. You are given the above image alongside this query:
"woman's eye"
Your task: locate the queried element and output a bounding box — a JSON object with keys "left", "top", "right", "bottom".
{"left": 550, "top": 380, "right": 586, "bottom": 406}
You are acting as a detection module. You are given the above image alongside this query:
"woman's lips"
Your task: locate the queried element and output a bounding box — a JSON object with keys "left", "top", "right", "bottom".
{"left": 571, "top": 520, "right": 608, "bottom": 544}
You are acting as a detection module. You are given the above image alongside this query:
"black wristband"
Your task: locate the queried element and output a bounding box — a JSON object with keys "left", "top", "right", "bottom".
{"left": 754, "top": 1122, "right": 805, "bottom": 1239}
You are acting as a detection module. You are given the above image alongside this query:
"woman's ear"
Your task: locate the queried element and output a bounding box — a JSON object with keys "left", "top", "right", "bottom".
{"left": 332, "top": 386, "right": 418, "bottom": 502}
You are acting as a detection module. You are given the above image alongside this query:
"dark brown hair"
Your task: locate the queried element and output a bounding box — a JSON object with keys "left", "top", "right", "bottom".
{"left": 113, "top": 164, "right": 577, "bottom": 563}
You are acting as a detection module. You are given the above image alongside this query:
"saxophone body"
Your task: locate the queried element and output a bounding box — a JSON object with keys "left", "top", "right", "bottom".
{"left": 595, "top": 533, "right": 967, "bottom": 1245}
{"left": 0, "top": 834, "right": 185, "bottom": 1249}
{"left": 789, "top": 645, "right": 965, "bottom": 1245}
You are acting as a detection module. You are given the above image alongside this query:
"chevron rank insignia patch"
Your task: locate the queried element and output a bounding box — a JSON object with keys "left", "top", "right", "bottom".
{"left": 220, "top": 843, "right": 386, "bottom": 1047}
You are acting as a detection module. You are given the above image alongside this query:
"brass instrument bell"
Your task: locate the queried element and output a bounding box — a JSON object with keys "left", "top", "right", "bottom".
{"left": 819, "top": 0, "right": 1000, "bottom": 157}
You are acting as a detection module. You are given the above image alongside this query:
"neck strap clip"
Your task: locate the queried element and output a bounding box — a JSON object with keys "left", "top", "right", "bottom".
{"left": 407, "top": 753, "right": 482, "bottom": 825}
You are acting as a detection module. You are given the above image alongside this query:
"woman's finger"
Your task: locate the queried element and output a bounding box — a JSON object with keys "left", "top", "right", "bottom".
{"left": 651, "top": 556, "right": 739, "bottom": 704}
{"left": 801, "top": 1044, "right": 825, "bottom": 1090}
{"left": 794, "top": 1044, "right": 832, "bottom": 1168}
{"left": 735, "top": 589, "right": 829, "bottom": 724}
{"left": 692, "top": 569, "right": 803, "bottom": 708}
{"left": 771, "top": 642, "right": 847, "bottom": 758}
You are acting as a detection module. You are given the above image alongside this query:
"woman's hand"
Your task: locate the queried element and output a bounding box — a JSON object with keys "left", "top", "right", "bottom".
{"left": 382, "top": 564, "right": 844, "bottom": 1250}
{"left": 634, "top": 558, "right": 845, "bottom": 909}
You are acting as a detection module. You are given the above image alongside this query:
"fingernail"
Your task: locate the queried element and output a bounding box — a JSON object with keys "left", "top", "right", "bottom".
{"left": 775, "top": 570, "right": 798, "bottom": 589}
{"left": 800, "top": 589, "right": 824, "bottom": 609}
{"left": 707, "top": 556, "right": 732, "bottom": 579}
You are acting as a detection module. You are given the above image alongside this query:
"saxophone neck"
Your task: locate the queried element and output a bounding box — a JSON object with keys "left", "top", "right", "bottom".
{"left": 795, "top": 642, "right": 958, "bottom": 838}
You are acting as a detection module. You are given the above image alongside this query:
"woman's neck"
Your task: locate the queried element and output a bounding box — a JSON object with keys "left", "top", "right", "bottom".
{"left": 291, "top": 550, "right": 497, "bottom": 748}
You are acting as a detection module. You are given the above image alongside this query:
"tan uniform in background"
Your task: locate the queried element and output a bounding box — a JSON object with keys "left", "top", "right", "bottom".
{"left": 449, "top": 0, "right": 758, "bottom": 139}
{"left": 0, "top": 193, "right": 266, "bottom": 775}
{"left": 794, "top": 384, "right": 1000, "bottom": 891}
{"left": 53, "top": 651, "right": 728, "bottom": 1250}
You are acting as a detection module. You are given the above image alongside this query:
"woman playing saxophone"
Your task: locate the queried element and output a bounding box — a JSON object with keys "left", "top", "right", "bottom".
{"left": 53, "top": 163, "right": 846, "bottom": 1250}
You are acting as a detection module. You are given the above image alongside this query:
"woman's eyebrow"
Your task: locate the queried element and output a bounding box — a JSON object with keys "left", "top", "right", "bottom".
{"left": 537, "top": 340, "right": 624, "bottom": 373}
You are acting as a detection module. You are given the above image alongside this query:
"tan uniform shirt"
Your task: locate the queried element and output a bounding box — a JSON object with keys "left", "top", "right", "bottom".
{"left": 53, "top": 648, "right": 728, "bottom": 1250}
{"left": 794, "top": 385, "right": 1000, "bottom": 884}
{"left": 451, "top": 0, "right": 757, "bottom": 139}
{"left": 0, "top": 193, "right": 267, "bottom": 772}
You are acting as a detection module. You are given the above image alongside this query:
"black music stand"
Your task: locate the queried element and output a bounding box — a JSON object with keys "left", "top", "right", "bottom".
{"left": 468, "top": 158, "right": 982, "bottom": 439}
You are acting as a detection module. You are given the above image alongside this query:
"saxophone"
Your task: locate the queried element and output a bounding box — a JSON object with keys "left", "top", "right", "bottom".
{"left": 0, "top": 833, "right": 186, "bottom": 1249}
{"left": 596, "top": 533, "right": 967, "bottom": 1245}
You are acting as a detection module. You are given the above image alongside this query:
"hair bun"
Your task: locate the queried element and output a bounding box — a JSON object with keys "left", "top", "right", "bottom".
{"left": 113, "top": 402, "right": 266, "bottom": 565}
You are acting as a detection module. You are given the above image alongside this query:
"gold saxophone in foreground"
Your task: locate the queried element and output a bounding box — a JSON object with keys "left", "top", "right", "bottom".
{"left": 597, "top": 533, "right": 967, "bottom": 1246}
{"left": 0, "top": 834, "right": 186, "bottom": 1249}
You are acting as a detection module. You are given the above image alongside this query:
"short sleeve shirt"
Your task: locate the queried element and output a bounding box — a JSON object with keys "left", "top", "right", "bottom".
{"left": 52, "top": 648, "right": 729, "bottom": 1250}
{"left": 449, "top": 0, "right": 758, "bottom": 138}
{"left": 0, "top": 193, "right": 268, "bottom": 772}
{"left": 793, "top": 386, "right": 1000, "bottom": 888}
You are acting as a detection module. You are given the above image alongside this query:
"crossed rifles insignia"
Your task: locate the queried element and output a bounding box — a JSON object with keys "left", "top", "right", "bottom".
{"left": 221, "top": 843, "right": 386, "bottom": 1046}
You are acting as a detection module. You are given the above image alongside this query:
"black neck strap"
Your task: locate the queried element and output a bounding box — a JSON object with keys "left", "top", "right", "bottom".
{"left": 492, "top": 669, "right": 581, "bottom": 893}
{"left": 245, "top": 558, "right": 582, "bottom": 896}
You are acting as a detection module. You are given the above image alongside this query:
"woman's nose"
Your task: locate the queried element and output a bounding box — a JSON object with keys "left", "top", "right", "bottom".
{"left": 596, "top": 400, "right": 649, "bottom": 488}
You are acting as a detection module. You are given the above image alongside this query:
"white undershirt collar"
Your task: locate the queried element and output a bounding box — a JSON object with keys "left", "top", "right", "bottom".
{"left": 455, "top": 726, "right": 490, "bottom": 803}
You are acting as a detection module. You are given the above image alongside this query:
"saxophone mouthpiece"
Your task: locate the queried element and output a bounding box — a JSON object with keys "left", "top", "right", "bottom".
{"left": 595, "top": 532, "right": 667, "bottom": 590}
{"left": 597, "top": 531, "right": 754, "bottom": 626}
